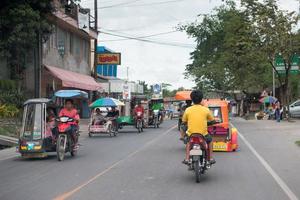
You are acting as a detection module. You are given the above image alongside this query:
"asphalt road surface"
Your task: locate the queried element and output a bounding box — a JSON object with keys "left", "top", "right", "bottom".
{"left": 0, "top": 119, "right": 300, "bottom": 200}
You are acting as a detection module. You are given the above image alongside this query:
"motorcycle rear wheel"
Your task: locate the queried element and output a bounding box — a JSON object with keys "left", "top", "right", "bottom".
{"left": 194, "top": 160, "right": 201, "bottom": 183}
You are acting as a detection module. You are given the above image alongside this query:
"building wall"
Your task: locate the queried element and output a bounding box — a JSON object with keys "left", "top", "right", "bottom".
{"left": 43, "top": 26, "right": 91, "bottom": 75}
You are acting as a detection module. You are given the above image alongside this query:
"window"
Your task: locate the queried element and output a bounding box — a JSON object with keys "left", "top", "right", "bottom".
{"left": 208, "top": 107, "right": 223, "bottom": 123}
{"left": 22, "top": 104, "right": 42, "bottom": 140}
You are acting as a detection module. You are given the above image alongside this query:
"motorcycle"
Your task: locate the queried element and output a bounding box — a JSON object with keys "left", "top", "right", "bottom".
{"left": 56, "top": 116, "right": 79, "bottom": 161}
{"left": 188, "top": 134, "right": 210, "bottom": 183}
{"left": 136, "top": 111, "right": 144, "bottom": 133}
{"left": 153, "top": 109, "right": 160, "bottom": 128}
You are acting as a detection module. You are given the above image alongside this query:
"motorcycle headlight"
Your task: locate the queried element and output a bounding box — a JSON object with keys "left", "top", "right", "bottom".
{"left": 60, "top": 117, "right": 69, "bottom": 123}
{"left": 193, "top": 145, "right": 201, "bottom": 150}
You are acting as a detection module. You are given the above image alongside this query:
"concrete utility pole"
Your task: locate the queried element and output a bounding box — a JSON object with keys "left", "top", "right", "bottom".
{"left": 34, "top": 31, "right": 42, "bottom": 98}
{"left": 94, "top": 0, "right": 98, "bottom": 78}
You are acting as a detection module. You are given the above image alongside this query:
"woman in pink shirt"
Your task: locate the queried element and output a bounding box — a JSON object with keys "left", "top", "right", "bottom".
{"left": 59, "top": 99, "right": 80, "bottom": 149}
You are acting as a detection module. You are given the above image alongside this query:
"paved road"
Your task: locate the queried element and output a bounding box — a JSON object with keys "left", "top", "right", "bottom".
{"left": 0, "top": 119, "right": 299, "bottom": 200}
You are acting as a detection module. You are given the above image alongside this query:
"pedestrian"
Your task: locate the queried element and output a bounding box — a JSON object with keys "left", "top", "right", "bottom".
{"left": 275, "top": 100, "right": 281, "bottom": 122}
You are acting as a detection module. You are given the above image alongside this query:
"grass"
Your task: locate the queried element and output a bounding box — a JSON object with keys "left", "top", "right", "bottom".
{"left": 295, "top": 140, "right": 300, "bottom": 147}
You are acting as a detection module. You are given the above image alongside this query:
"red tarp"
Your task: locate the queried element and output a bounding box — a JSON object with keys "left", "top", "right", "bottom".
{"left": 45, "top": 65, "right": 101, "bottom": 91}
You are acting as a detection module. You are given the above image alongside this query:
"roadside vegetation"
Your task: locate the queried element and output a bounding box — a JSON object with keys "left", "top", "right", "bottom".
{"left": 179, "top": 0, "right": 300, "bottom": 114}
{"left": 0, "top": 80, "right": 25, "bottom": 137}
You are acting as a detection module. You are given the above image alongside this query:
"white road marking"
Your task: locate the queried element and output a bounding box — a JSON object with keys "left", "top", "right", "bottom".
{"left": 231, "top": 123, "right": 299, "bottom": 200}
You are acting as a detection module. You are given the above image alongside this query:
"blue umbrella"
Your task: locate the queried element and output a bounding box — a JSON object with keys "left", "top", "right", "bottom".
{"left": 54, "top": 90, "right": 88, "bottom": 99}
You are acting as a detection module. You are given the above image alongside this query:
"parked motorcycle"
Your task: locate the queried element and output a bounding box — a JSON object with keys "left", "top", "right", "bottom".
{"left": 56, "top": 116, "right": 79, "bottom": 161}
{"left": 187, "top": 134, "right": 210, "bottom": 183}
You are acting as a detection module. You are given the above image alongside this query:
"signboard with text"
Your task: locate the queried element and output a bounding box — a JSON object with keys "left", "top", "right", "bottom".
{"left": 275, "top": 54, "right": 299, "bottom": 75}
{"left": 122, "top": 83, "right": 131, "bottom": 100}
{"left": 97, "top": 53, "right": 121, "bottom": 65}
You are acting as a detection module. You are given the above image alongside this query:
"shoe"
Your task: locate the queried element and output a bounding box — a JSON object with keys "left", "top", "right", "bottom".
{"left": 182, "top": 160, "right": 190, "bottom": 165}
{"left": 208, "top": 159, "right": 216, "bottom": 165}
{"left": 73, "top": 144, "right": 79, "bottom": 151}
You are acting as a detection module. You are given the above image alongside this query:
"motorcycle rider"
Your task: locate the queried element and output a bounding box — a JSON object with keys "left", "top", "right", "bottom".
{"left": 134, "top": 101, "right": 145, "bottom": 126}
{"left": 151, "top": 100, "right": 164, "bottom": 123}
{"left": 59, "top": 99, "right": 80, "bottom": 150}
{"left": 182, "top": 90, "right": 216, "bottom": 165}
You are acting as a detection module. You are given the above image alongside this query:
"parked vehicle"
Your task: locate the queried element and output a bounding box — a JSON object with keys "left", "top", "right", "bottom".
{"left": 288, "top": 100, "right": 300, "bottom": 118}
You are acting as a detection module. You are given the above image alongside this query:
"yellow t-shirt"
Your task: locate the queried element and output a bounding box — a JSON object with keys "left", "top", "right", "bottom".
{"left": 182, "top": 104, "right": 214, "bottom": 136}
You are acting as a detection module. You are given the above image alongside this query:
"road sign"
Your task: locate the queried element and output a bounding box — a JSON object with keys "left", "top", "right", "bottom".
{"left": 275, "top": 54, "right": 299, "bottom": 75}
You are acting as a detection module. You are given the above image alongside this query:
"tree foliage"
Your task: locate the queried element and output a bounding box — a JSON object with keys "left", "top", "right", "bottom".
{"left": 241, "top": 0, "right": 300, "bottom": 105}
{"left": 0, "top": 0, "right": 55, "bottom": 79}
{"left": 180, "top": 1, "right": 273, "bottom": 94}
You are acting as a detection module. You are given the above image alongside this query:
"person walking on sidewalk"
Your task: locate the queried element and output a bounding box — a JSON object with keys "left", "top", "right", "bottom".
{"left": 275, "top": 100, "right": 281, "bottom": 122}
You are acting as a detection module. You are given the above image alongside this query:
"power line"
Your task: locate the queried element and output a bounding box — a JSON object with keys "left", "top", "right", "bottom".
{"left": 99, "top": 30, "right": 195, "bottom": 48}
{"left": 100, "top": 29, "right": 179, "bottom": 41}
{"left": 98, "top": 0, "right": 143, "bottom": 9}
{"left": 97, "top": 0, "right": 186, "bottom": 9}
{"left": 118, "top": 0, "right": 186, "bottom": 7}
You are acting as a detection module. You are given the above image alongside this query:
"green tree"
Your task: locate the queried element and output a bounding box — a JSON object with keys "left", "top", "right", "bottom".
{"left": 241, "top": 0, "right": 300, "bottom": 108}
{"left": 0, "top": 0, "right": 55, "bottom": 80}
{"left": 180, "top": 1, "right": 272, "bottom": 94}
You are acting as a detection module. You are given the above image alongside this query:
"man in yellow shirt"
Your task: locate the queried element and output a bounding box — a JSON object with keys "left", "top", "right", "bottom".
{"left": 182, "top": 90, "right": 216, "bottom": 165}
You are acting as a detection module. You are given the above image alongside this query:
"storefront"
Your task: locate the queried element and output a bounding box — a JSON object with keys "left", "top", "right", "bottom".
{"left": 42, "top": 65, "right": 102, "bottom": 118}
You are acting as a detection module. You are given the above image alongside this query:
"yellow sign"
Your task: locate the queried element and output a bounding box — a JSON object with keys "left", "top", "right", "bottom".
{"left": 97, "top": 53, "right": 121, "bottom": 65}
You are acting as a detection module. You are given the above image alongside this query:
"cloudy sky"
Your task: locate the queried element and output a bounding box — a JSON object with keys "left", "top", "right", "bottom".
{"left": 81, "top": 0, "right": 298, "bottom": 89}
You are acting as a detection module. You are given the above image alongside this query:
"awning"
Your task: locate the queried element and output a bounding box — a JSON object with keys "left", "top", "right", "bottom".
{"left": 45, "top": 65, "right": 101, "bottom": 91}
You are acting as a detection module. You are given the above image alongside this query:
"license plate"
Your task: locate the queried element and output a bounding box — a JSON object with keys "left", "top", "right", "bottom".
{"left": 213, "top": 143, "right": 227, "bottom": 150}
{"left": 190, "top": 149, "right": 202, "bottom": 156}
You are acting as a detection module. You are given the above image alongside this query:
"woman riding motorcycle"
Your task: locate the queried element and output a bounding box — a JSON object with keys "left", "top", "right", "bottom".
{"left": 59, "top": 99, "right": 80, "bottom": 150}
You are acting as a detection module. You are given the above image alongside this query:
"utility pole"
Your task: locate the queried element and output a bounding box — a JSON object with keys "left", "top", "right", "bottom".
{"left": 34, "top": 30, "right": 42, "bottom": 98}
{"left": 94, "top": 0, "right": 98, "bottom": 78}
{"left": 126, "top": 67, "right": 129, "bottom": 81}
{"left": 273, "top": 68, "right": 275, "bottom": 97}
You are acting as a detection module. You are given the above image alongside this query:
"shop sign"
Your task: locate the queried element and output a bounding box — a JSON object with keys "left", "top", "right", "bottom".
{"left": 123, "top": 83, "right": 131, "bottom": 100}
{"left": 97, "top": 53, "right": 121, "bottom": 65}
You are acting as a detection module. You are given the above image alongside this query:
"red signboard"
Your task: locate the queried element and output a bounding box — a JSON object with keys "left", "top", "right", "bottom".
{"left": 97, "top": 53, "right": 121, "bottom": 65}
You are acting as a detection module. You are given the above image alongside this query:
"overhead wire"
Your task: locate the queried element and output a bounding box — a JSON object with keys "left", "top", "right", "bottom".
{"left": 99, "top": 30, "right": 195, "bottom": 48}
{"left": 100, "top": 29, "right": 179, "bottom": 42}
{"left": 97, "top": 0, "right": 144, "bottom": 9}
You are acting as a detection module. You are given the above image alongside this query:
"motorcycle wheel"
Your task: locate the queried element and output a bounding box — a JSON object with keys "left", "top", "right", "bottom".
{"left": 57, "top": 135, "right": 65, "bottom": 161}
{"left": 154, "top": 119, "right": 157, "bottom": 129}
{"left": 194, "top": 160, "right": 201, "bottom": 183}
{"left": 88, "top": 132, "right": 92, "bottom": 137}
{"left": 137, "top": 121, "right": 142, "bottom": 133}
{"left": 108, "top": 124, "right": 113, "bottom": 137}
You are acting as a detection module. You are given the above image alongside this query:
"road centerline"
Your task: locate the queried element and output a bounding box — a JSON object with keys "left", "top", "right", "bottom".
{"left": 53, "top": 124, "right": 177, "bottom": 200}
{"left": 231, "top": 122, "right": 299, "bottom": 200}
